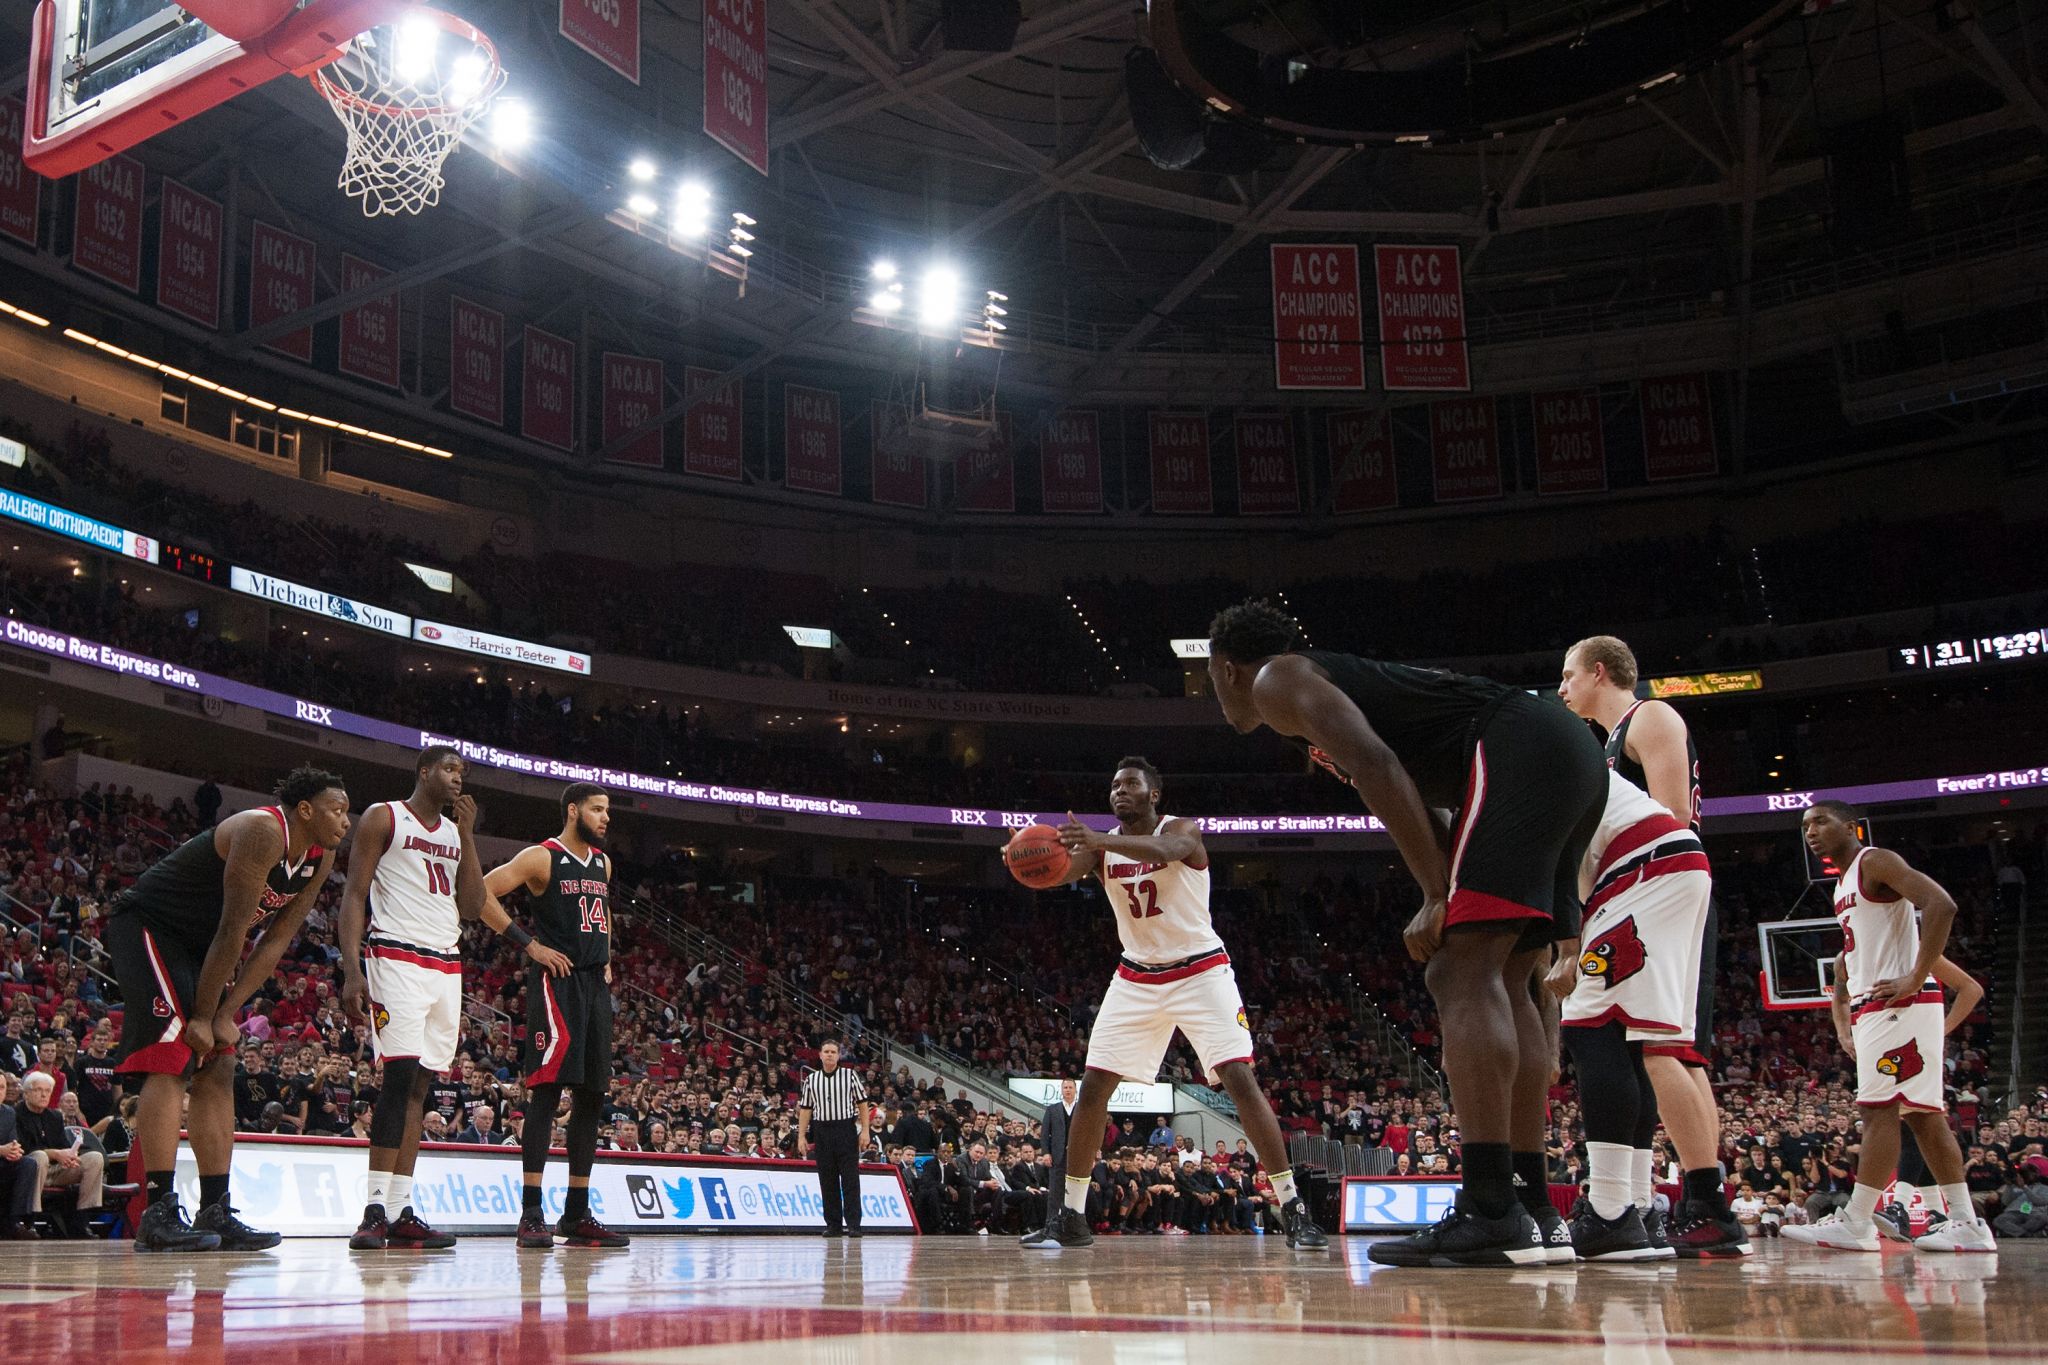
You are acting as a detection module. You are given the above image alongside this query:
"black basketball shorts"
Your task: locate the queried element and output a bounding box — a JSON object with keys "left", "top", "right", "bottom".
{"left": 108, "top": 911, "right": 222, "bottom": 1077}
{"left": 524, "top": 965, "right": 613, "bottom": 1092}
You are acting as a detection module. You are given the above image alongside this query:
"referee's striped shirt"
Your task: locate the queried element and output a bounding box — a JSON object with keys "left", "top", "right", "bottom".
{"left": 800, "top": 1064, "right": 867, "bottom": 1122}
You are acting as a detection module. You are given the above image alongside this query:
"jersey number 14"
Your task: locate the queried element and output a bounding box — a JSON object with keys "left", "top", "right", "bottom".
{"left": 578, "top": 895, "right": 611, "bottom": 934}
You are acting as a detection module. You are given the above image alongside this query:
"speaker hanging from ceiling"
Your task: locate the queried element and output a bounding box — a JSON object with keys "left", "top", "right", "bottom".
{"left": 1125, "top": 48, "right": 1272, "bottom": 175}
{"left": 942, "top": 0, "right": 1022, "bottom": 53}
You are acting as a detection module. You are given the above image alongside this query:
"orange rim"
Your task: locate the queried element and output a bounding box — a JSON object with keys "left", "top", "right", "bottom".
{"left": 306, "top": 7, "right": 501, "bottom": 119}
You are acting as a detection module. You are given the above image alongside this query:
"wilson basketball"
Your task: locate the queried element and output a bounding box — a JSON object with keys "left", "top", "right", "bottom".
{"left": 1004, "top": 823, "right": 1071, "bottom": 889}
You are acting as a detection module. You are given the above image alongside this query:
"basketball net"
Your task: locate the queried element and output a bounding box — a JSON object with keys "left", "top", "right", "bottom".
{"left": 307, "top": 10, "right": 506, "bottom": 216}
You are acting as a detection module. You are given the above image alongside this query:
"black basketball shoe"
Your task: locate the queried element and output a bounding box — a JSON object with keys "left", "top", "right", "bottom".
{"left": 1642, "top": 1205, "right": 1679, "bottom": 1260}
{"left": 557, "top": 1213, "right": 629, "bottom": 1248}
{"left": 1568, "top": 1205, "right": 1664, "bottom": 1262}
{"left": 1667, "top": 1204, "right": 1753, "bottom": 1258}
{"left": 1282, "top": 1198, "right": 1328, "bottom": 1249}
{"left": 1367, "top": 1202, "right": 1546, "bottom": 1268}
{"left": 517, "top": 1211, "right": 555, "bottom": 1249}
{"left": 385, "top": 1208, "right": 456, "bottom": 1249}
{"left": 1533, "top": 1203, "right": 1576, "bottom": 1264}
{"left": 134, "top": 1192, "right": 221, "bottom": 1253}
{"left": 1038, "top": 1208, "right": 1094, "bottom": 1247}
{"left": 349, "top": 1206, "right": 389, "bottom": 1250}
{"left": 193, "top": 1200, "right": 282, "bottom": 1252}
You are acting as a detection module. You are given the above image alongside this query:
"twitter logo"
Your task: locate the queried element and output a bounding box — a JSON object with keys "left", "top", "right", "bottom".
{"left": 663, "top": 1175, "right": 695, "bottom": 1219}
{"left": 238, "top": 1163, "right": 285, "bottom": 1218}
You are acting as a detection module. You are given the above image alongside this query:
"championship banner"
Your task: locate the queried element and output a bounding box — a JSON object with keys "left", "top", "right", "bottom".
{"left": 249, "top": 219, "right": 316, "bottom": 361}
{"left": 783, "top": 383, "right": 842, "bottom": 496}
{"left": 71, "top": 153, "right": 143, "bottom": 293}
{"left": 1, "top": 98, "right": 46, "bottom": 248}
{"left": 1038, "top": 409, "right": 1104, "bottom": 513}
{"left": 154, "top": 178, "right": 222, "bottom": 329}
{"left": 560, "top": 0, "right": 641, "bottom": 84}
{"left": 1233, "top": 412, "right": 1299, "bottom": 515}
{"left": 1327, "top": 409, "right": 1397, "bottom": 513}
{"left": 337, "top": 254, "right": 400, "bottom": 389}
{"left": 1270, "top": 244, "right": 1366, "bottom": 390}
{"left": 600, "top": 351, "right": 664, "bottom": 468}
{"left": 868, "top": 402, "right": 930, "bottom": 510}
{"left": 1429, "top": 397, "right": 1503, "bottom": 503}
{"left": 682, "top": 366, "right": 743, "bottom": 480}
{"left": 1148, "top": 412, "right": 1213, "bottom": 515}
{"left": 954, "top": 412, "right": 1015, "bottom": 513}
{"left": 704, "top": 0, "right": 769, "bottom": 175}
{"left": 520, "top": 325, "right": 576, "bottom": 451}
{"left": 1641, "top": 373, "right": 1718, "bottom": 481}
{"left": 1531, "top": 389, "right": 1606, "bottom": 496}
{"left": 449, "top": 295, "right": 505, "bottom": 425}
{"left": 1374, "top": 244, "right": 1470, "bottom": 391}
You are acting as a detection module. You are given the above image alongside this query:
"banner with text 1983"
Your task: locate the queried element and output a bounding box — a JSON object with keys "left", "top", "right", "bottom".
{"left": 1270, "top": 244, "right": 1365, "bottom": 390}
{"left": 703, "top": 0, "right": 768, "bottom": 174}
{"left": 1374, "top": 244, "right": 1470, "bottom": 391}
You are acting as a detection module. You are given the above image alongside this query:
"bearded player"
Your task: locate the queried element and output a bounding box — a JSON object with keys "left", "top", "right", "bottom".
{"left": 1020, "top": 757, "right": 1326, "bottom": 1251}
{"left": 479, "top": 783, "right": 621, "bottom": 1249}
{"left": 111, "top": 766, "right": 349, "bottom": 1251}
{"left": 1782, "top": 802, "right": 1993, "bottom": 1253}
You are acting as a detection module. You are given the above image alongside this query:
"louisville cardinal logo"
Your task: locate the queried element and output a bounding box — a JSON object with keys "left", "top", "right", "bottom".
{"left": 1876, "top": 1038, "right": 1925, "bottom": 1083}
{"left": 1235, "top": 1009, "right": 1249, "bottom": 1031}
{"left": 372, "top": 1002, "right": 390, "bottom": 1031}
{"left": 1581, "top": 916, "right": 1648, "bottom": 986}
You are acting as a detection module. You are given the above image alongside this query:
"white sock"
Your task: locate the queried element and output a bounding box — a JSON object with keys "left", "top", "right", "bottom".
{"left": 366, "top": 1171, "right": 390, "bottom": 1212}
{"left": 1589, "top": 1142, "right": 1633, "bottom": 1221}
{"left": 389, "top": 1174, "right": 413, "bottom": 1215}
{"left": 1064, "top": 1176, "right": 1090, "bottom": 1215}
{"left": 1847, "top": 1183, "right": 1880, "bottom": 1224}
{"left": 1939, "top": 1182, "right": 1978, "bottom": 1225}
{"left": 1269, "top": 1169, "right": 1299, "bottom": 1206}
{"left": 1893, "top": 1181, "right": 1916, "bottom": 1209}
{"left": 1632, "top": 1148, "right": 1655, "bottom": 1213}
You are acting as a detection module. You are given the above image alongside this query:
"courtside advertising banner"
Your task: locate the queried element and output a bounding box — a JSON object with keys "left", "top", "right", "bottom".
{"left": 1342, "top": 1177, "right": 1465, "bottom": 1231}
{"left": 414, "top": 620, "right": 591, "bottom": 676}
{"left": 154, "top": 178, "right": 222, "bottom": 329}
{"left": 868, "top": 401, "right": 931, "bottom": 509}
{"left": 600, "top": 351, "right": 665, "bottom": 468}
{"left": 1641, "top": 373, "right": 1718, "bottom": 481}
{"left": 337, "top": 254, "right": 401, "bottom": 389}
{"left": 1374, "top": 244, "right": 1470, "bottom": 391}
{"left": 521, "top": 325, "right": 577, "bottom": 451}
{"left": 1270, "top": 244, "right": 1366, "bottom": 390}
{"left": 1148, "top": 412, "right": 1213, "bottom": 514}
{"left": 249, "top": 219, "right": 316, "bottom": 361}
{"left": 1039, "top": 409, "right": 1104, "bottom": 513}
{"left": 1233, "top": 412, "right": 1299, "bottom": 514}
{"left": 560, "top": 0, "right": 641, "bottom": 83}
{"left": 167, "top": 1136, "right": 914, "bottom": 1235}
{"left": 783, "top": 383, "right": 842, "bottom": 496}
{"left": 1429, "top": 397, "right": 1503, "bottom": 503}
{"left": 953, "top": 411, "right": 1016, "bottom": 513}
{"left": 704, "top": 0, "right": 769, "bottom": 174}
{"left": 683, "top": 366, "right": 744, "bottom": 480}
{"left": 71, "top": 152, "right": 144, "bottom": 293}
{"left": 0, "top": 98, "right": 42, "bottom": 247}
{"left": 449, "top": 295, "right": 505, "bottom": 425}
{"left": 1531, "top": 389, "right": 1607, "bottom": 496}
{"left": 1007, "top": 1077, "right": 1173, "bottom": 1114}
{"left": 1327, "top": 409, "right": 1398, "bottom": 513}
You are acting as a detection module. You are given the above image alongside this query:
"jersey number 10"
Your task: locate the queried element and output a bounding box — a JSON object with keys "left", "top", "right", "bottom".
{"left": 425, "top": 862, "right": 453, "bottom": 897}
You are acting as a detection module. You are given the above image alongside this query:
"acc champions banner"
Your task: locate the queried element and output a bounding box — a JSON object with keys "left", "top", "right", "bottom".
{"left": 170, "top": 1135, "right": 916, "bottom": 1235}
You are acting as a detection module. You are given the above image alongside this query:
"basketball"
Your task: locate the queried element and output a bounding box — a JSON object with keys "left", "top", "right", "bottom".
{"left": 1003, "top": 823, "right": 1071, "bottom": 889}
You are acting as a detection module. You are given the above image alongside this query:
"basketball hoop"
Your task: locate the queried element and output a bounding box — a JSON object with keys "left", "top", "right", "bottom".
{"left": 306, "top": 8, "right": 505, "bottom": 216}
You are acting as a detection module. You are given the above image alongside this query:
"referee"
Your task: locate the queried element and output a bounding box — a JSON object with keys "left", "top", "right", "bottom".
{"left": 799, "top": 1039, "right": 869, "bottom": 1237}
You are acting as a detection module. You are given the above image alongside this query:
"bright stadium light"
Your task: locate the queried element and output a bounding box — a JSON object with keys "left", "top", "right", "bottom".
{"left": 628, "top": 157, "right": 657, "bottom": 182}
{"left": 627, "top": 193, "right": 658, "bottom": 217}
{"left": 871, "top": 259, "right": 898, "bottom": 282}
{"left": 491, "top": 98, "right": 533, "bottom": 150}
{"left": 676, "top": 181, "right": 713, "bottom": 237}
{"left": 393, "top": 11, "right": 439, "bottom": 81}
{"left": 919, "top": 264, "right": 961, "bottom": 326}
{"left": 870, "top": 289, "right": 902, "bottom": 314}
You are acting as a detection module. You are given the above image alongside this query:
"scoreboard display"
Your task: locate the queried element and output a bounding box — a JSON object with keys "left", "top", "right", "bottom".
{"left": 1893, "top": 629, "right": 2045, "bottom": 672}
{"left": 162, "top": 544, "right": 230, "bottom": 584}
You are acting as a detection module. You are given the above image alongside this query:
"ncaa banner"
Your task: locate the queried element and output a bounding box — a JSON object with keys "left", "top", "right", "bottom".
{"left": 683, "top": 366, "right": 744, "bottom": 480}
{"left": 155, "top": 178, "right": 222, "bottom": 330}
{"left": 1147, "top": 412, "right": 1213, "bottom": 515}
{"left": 1327, "top": 409, "right": 1397, "bottom": 513}
{"left": 166, "top": 1135, "right": 914, "bottom": 1236}
{"left": 449, "top": 295, "right": 505, "bottom": 425}
{"left": 0, "top": 98, "right": 42, "bottom": 248}
{"left": 1039, "top": 410, "right": 1103, "bottom": 513}
{"left": 600, "top": 351, "right": 665, "bottom": 468}
{"left": 1531, "top": 389, "right": 1606, "bottom": 496}
{"left": 953, "top": 412, "right": 1015, "bottom": 513}
{"left": 560, "top": 0, "right": 640, "bottom": 84}
{"left": 72, "top": 153, "right": 144, "bottom": 293}
{"left": 1233, "top": 412, "right": 1299, "bottom": 515}
{"left": 704, "top": 0, "right": 769, "bottom": 175}
{"left": 249, "top": 219, "right": 316, "bottom": 361}
{"left": 521, "top": 325, "right": 577, "bottom": 452}
{"left": 1270, "top": 244, "right": 1366, "bottom": 390}
{"left": 783, "top": 383, "right": 842, "bottom": 496}
{"left": 1374, "top": 244, "right": 1470, "bottom": 391}
{"left": 337, "top": 254, "right": 401, "bottom": 389}
{"left": 1641, "top": 373, "right": 1718, "bottom": 481}
{"left": 1429, "top": 397, "right": 1503, "bottom": 503}
{"left": 868, "top": 401, "right": 930, "bottom": 509}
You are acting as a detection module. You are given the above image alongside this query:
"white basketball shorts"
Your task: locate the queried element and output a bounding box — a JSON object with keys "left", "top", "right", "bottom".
{"left": 1853, "top": 996, "right": 1945, "bottom": 1112}
{"left": 365, "top": 943, "right": 463, "bottom": 1073}
{"left": 1084, "top": 952, "right": 1255, "bottom": 1086}
{"left": 1561, "top": 864, "right": 1710, "bottom": 1046}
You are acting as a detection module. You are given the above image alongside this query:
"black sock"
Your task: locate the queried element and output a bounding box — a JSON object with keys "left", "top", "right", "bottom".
{"left": 199, "top": 1174, "right": 230, "bottom": 1211}
{"left": 147, "top": 1170, "right": 176, "bottom": 1205}
{"left": 1683, "top": 1166, "right": 1728, "bottom": 1213}
{"left": 1460, "top": 1143, "right": 1516, "bottom": 1220}
{"left": 1512, "top": 1151, "right": 1551, "bottom": 1216}
{"left": 564, "top": 1183, "right": 589, "bottom": 1221}
{"left": 523, "top": 1183, "right": 544, "bottom": 1216}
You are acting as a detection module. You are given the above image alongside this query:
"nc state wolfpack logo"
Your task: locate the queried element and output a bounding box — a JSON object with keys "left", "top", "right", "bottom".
{"left": 1581, "top": 916, "right": 1648, "bottom": 986}
{"left": 1306, "top": 745, "right": 1355, "bottom": 787}
{"left": 1876, "top": 1038, "right": 1925, "bottom": 1083}
{"left": 152, "top": 996, "right": 173, "bottom": 1019}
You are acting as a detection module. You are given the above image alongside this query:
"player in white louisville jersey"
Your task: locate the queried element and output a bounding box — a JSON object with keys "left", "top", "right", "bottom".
{"left": 340, "top": 745, "right": 485, "bottom": 1250}
{"left": 1784, "top": 801, "right": 1994, "bottom": 1254}
{"left": 1021, "top": 757, "right": 1326, "bottom": 1251}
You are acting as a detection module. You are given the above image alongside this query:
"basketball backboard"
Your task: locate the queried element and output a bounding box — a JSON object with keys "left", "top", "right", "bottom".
{"left": 1758, "top": 916, "right": 1846, "bottom": 1010}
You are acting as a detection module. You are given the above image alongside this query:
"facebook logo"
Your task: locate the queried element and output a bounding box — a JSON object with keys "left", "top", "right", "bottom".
{"left": 700, "top": 1177, "right": 734, "bottom": 1220}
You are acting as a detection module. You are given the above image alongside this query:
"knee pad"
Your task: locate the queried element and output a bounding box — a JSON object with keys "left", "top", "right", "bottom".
{"left": 1565, "top": 1022, "right": 1640, "bottom": 1146}
{"left": 370, "top": 1058, "right": 422, "bottom": 1148}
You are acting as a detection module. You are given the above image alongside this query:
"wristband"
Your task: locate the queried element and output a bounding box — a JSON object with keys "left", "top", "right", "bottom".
{"left": 505, "top": 923, "right": 533, "bottom": 950}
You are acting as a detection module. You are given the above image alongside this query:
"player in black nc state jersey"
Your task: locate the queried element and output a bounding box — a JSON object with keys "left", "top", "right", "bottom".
{"left": 480, "top": 782, "right": 624, "bottom": 1249}
{"left": 108, "top": 765, "right": 350, "bottom": 1253}
{"left": 1207, "top": 601, "right": 1608, "bottom": 1268}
